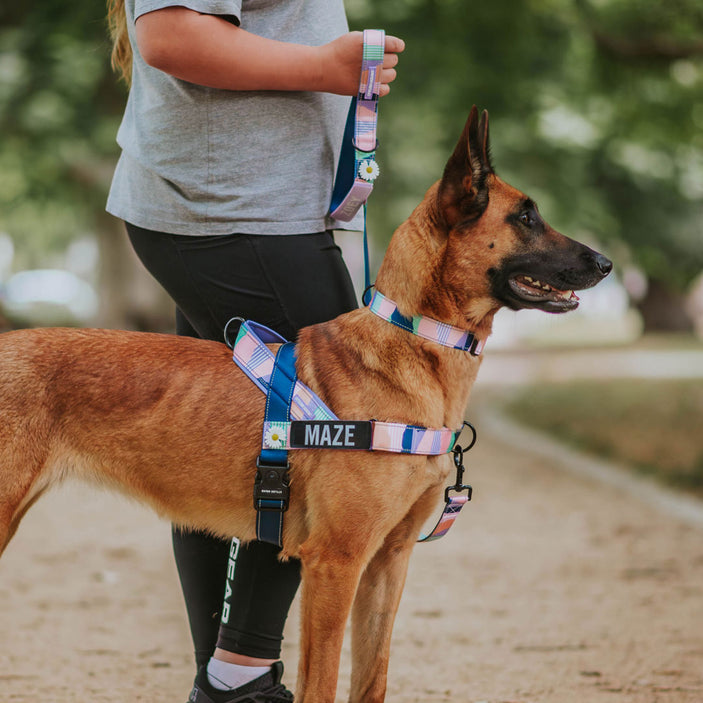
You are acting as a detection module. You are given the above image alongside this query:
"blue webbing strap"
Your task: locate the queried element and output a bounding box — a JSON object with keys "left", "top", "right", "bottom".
{"left": 254, "top": 342, "right": 297, "bottom": 547}
{"left": 329, "top": 98, "right": 360, "bottom": 217}
{"left": 331, "top": 104, "right": 374, "bottom": 305}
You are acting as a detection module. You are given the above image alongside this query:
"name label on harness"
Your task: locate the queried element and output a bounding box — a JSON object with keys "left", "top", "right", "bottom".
{"left": 289, "top": 421, "right": 372, "bottom": 449}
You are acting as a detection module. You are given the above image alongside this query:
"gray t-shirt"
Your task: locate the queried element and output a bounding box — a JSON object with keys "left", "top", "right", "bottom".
{"left": 106, "top": 0, "right": 362, "bottom": 235}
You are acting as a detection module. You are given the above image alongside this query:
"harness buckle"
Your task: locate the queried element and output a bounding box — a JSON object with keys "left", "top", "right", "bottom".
{"left": 254, "top": 459, "right": 290, "bottom": 512}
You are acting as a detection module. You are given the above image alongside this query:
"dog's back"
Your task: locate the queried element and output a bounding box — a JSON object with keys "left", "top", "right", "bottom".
{"left": 0, "top": 328, "right": 268, "bottom": 553}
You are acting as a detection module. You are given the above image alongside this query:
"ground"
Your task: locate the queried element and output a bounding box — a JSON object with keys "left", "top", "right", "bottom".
{"left": 1, "top": 415, "right": 702, "bottom": 703}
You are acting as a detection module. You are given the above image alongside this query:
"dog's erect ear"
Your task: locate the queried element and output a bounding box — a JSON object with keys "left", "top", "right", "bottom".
{"left": 438, "top": 105, "right": 494, "bottom": 229}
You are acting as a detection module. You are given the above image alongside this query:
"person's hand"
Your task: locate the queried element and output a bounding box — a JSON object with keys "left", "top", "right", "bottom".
{"left": 318, "top": 32, "right": 405, "bottom": 96}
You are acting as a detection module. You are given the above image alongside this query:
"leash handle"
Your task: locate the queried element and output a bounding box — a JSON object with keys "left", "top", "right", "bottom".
{"left": 329, "top": 29, "right": 385, "bottom": 222}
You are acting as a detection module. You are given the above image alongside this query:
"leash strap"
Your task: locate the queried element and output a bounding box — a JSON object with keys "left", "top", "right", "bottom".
{"left": 418, "top": 426, "right": 476, "bottom": 542}
{"left": 330, "top": 29, "right": 385, "bottom": 222}
{"left": 254, "top": 342, "right": 297, "bottom": 547}
{"left": 368, "top": 290, "right": 486, "bottom": 355}
{"left": 417, "top": 494, "right": 470, "bottom": 542}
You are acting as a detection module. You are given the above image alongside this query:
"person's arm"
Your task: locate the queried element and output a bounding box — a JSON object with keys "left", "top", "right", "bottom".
{"left": 135, "top": 7, "right": 404, "bottom": 95}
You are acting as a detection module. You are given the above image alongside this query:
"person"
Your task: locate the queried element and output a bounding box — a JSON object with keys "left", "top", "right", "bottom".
{"left": 105, "top": 1, "right": 404, "bottom": 701}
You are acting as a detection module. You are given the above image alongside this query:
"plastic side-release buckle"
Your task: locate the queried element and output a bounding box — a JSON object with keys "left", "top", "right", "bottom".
{"left": 253, "top": 458, "right": 290, "bottom": 512}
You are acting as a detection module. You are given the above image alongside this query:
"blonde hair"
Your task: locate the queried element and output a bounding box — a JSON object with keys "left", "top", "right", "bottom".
{"left": 107, "top": 0, "right": 132, "bottom": 86}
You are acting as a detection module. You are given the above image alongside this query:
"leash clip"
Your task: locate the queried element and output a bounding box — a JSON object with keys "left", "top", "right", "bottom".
{"left": 446, "top": 421, "right": 477, "bottom": 501}
{"left": 447, "top": 444, "right": 472, "bottom": 502}
{"left": 254, "top": 459, "right": 290, "bottom": 512}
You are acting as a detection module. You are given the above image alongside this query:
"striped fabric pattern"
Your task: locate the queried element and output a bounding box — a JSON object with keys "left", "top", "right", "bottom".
{"left": 232, "top": 321, "right": 457, "bottom": 456}
{"left": 355, "top": 29, "right": 385, "bottom": 153}
{"left": 368, "top": 290, "right": 486, "bottom": 355}
{"left": 418, "top": 495, "right": 470, "bottom": 542}
{"left": 233, "top": 323, "right": 337, "bottom": 423}
{"left": 329, "top": 29, "right": 384, "bottom": 221}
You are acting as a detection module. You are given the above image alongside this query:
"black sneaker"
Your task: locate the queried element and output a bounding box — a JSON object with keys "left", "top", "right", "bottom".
{"left": 187, "top": 662, "right": 294, "bottom": 703}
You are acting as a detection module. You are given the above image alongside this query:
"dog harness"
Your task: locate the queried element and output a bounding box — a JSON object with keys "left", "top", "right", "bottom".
{"left": 227, "top": 290, "right": 483, "bottom": 547}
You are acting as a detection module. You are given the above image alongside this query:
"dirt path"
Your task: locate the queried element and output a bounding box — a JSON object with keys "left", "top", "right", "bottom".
{"left": 1, "top": 426, "right": 702, "bottom": 702}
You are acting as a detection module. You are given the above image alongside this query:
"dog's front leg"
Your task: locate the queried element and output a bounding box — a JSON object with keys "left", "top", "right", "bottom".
{"left": 295, "top": 543, "right": 367, "bottom": 703}
{"left": 347, "top": 487, "right": 439, "bottom": 703}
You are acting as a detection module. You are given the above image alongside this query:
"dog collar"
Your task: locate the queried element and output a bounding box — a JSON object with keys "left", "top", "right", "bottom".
{"left": 368, "top": 290, "right": 486, "bottom": 356}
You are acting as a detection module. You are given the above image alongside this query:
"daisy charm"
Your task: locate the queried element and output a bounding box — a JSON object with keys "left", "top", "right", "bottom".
{"left": 263, "top": 424, "right": 287, "bottom": 450}
{"left": 358, "top": 159, "right": 380, "bottom": 182}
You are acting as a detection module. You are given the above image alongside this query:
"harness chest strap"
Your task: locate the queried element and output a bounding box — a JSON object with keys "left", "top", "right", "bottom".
{"left": 231, "top": 321, "right": 461, "bottom": 455}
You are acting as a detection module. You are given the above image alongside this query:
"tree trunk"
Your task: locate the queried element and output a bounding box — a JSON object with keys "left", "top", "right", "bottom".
{"left": 635, "top": 278, "right": 694, "bottom": 333}
{"left": 97, "top": 213, "right": 174, "bottom": 332}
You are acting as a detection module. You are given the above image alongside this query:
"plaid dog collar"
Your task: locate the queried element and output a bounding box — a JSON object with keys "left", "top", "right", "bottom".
{"left": 368, "top": 290, "right": 486, "bottom": 355}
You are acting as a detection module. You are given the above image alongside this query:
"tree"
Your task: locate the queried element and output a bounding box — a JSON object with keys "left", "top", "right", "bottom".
{"left": 2, "top": 0, "right": 701, "bottom": 331}
{"left": 349, "top": 0, "right": 703, "bottom": 330}
{"left": 0, "top": 0, "right": 170, "bottom": 329}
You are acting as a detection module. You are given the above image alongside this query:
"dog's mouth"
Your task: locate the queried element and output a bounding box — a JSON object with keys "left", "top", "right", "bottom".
{"left": 507, "top": 274, "right": 580, "bottom": 312}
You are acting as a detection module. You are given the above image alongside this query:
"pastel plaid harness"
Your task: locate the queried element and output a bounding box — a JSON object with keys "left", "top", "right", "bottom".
{"left": 227, "top": 290, "right": 483, "bottom": 547}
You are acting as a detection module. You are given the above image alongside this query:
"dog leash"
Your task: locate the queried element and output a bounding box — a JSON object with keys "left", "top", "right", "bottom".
{"left": 225, "top": 296, "right": 479, "bottom": 547}
{"left": 330, "top": 29, "right": 385, "bottom": 303}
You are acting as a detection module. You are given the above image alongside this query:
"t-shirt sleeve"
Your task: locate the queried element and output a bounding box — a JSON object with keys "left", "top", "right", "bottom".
{"left": 134, "top": 0, "right": 241, "bottom": 25}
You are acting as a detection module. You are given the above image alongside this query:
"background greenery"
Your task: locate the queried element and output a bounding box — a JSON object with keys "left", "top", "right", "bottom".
{"left": 1, "top": 1, "right": 701, "bottom": 491}
{"left": 1, "top": 0, "right": 702, "bottom": 329}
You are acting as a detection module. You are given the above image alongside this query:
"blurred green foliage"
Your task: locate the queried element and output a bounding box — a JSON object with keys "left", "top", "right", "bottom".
{"left": 0, "top": 0, "right": 123, "bottom": 268}
{"left": 1, "top": 0, "right": 702, "bottom": 300}
{"left": 348, "top": 0, "right": 703, "bottom": 295}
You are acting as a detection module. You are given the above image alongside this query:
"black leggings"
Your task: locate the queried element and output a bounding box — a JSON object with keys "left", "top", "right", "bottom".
{"left": 126, "top": 223, "right": 358, "bottom": 667}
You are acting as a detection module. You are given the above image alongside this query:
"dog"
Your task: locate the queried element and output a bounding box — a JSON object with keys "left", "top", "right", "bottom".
{"left": 0, "top": 106, "right": 611, "bottom": 702}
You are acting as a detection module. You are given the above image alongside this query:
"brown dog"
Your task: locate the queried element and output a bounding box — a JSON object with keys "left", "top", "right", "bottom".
{"left": 0, "top": 107, "right": 611, "bottom": 702}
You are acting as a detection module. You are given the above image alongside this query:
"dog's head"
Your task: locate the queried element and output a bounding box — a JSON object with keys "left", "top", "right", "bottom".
{"left": 434, "top": 106, "right": 611, "bottom": 323}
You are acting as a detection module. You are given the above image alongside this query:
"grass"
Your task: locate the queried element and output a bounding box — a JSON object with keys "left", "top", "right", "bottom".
{"left": 502, "top": 379, "right": 703, "bottom": 497}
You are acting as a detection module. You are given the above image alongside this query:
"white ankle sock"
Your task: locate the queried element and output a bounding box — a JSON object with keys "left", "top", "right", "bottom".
{"left": 206, "top": 658, "right": 272, "bottom": 691}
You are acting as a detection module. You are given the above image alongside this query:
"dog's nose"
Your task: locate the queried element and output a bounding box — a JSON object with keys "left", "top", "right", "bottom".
{"left": 595, "top": 253, "right": 612, "bottom": 277}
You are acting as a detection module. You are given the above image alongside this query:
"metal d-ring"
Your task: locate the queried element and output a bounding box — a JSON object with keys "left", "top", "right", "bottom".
{"left": 457, "top": 420, "right": 478, "bottom": 454}
{"left": 223, "top": 316, "right": 246, "bottom": 350}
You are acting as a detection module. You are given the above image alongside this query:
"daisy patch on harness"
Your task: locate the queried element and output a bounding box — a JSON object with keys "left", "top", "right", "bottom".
{"left": 358, "top": 159, "right": 380, "bottom": 182}
{"left": 263, "top": 423, "right": 289, "bottom": 449}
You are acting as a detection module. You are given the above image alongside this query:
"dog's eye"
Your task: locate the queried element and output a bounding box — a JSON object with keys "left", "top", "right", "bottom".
{"left": 519, "top": 212, "right": 533, "bottom": 226}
